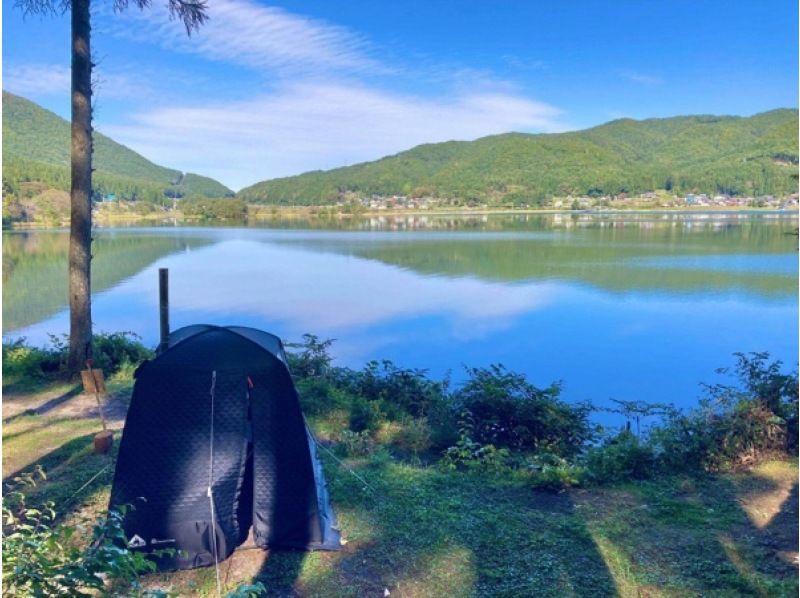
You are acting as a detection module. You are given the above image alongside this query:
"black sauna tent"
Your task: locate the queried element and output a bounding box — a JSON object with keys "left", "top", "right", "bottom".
{"left": 109, "top": 325, "right": 342, "bottom": 570}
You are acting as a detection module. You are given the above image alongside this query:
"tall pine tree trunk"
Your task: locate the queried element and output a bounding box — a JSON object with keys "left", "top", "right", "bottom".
{"left": 67, "top": 0, "right": 93, "bottom": 372}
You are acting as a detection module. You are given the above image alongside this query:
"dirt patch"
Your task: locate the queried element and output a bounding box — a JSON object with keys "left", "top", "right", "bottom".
{"left": 50, "top": 391, "right": 129, "bottom": 428}
{"left": 3, "top": 384, "right": 81, "bottom": 420}
{"left": 3, "top": 386, "right": 129, "bottom": 430}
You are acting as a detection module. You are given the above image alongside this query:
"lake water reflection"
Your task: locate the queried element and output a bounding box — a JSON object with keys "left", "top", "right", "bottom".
{"left": 3, "top": 212, "right": 797, "bottom": 416}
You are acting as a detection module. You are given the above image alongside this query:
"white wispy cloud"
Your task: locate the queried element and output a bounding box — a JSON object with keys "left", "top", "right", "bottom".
{"left": 4, "top": 61, "right": 158, "bottom": 102}
{"left": 16, "top": 1, "right": 566, "bottom": 189}
{"left": 4, "top": 63, "right": 70, "bottom": 96}
{"left": 102, "top": 80, "right": 563, "bottom": 189}
{"left": 98, "top": 0, "right": 381, "bottom": 75}
{"left": 620, "top": 70, "right": 663, "bottom": 86}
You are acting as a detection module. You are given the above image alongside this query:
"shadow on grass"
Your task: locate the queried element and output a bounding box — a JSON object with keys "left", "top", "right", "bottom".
{"left": 255, "top": 550, "right": 307, "bottom": 596}
{"left": 255, "top": 454, "right": 618, "bottom": 597}
{"left": 3, "top": 432, "right": 117, "bottom": 524}
{"left": 705, "top": 473, "right": 798, "bottom": 590}
{"left": 252, "top": 456, "right": 799, "bottom": 597}
{"left": 6, "top": 412, "right": 794, "bottom": 596}
{"left": 761, "top": 482, "right": 799, "bottom": 563}
{"left": 3, "top": 384, "right": 83, "bottom": 424}
{"left": 582, "top": 467, "right": 799, "bottom": 596}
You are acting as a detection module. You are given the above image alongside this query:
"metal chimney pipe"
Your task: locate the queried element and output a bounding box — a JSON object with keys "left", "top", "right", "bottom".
{"left": 158, "top": 268, "right": 169, "bottom": 354}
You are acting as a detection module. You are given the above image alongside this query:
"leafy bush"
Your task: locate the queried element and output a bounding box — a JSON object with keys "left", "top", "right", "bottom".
{"left": 441, "top": 411, "right": 511, "bottom": 473}
{"left": 349, "top": 396, "right": 385, "bottom": 434}
{"left": 91, "top": 331, "right": 153, "bottom": 374}
{"left": 3, "top": 333, "right": 152, "bottom": 386}
{"left": 652, "top": 353, "right": 798, "bottom": 472}
{"left": 393, "top": 417, "right": 434, "bottom": 457}
{"left": 339, "top": 360, "right": 448, "bottom": 418}
{"left": 425, "top": 398, "right": 460, "bottom": 450}
{"left": 2, "top": 468, "right": 162, "bottom": 597}
{"left": 180, "top": 197, "right": 247, "bottom": 221}
{"left": 286, "top": 338, "right": 455, "bottom": 446}
{"left": 526, "top": 453, "right": 585, "bottom": 490}
{"left": 287, "top": 334, "right": 334, "bottom": 379}
{"left": 2, "top": 338, "right": 60, "bottom": 383}
{"left": 287, "top": 339, "right": 796, "bottom": 483}
{"left": 226, "top": 583, "right": 267, "bottom": 597}
{"left": 442, "top": 437, "right": 511, "bottom": 473}
{"left": 583, "top": 431, "right": 657, "bottom": 484}
{"left": 706, "top": 351, "right": 798, "bottom": 453}
{"left": 453, "top": 364, "right": 592, "bottom": 456}
{"left": 296, "top": 377, "right": 352, "bottom": 416}
{"left": 338, "top": 430, "right": 374, "bottom": 457}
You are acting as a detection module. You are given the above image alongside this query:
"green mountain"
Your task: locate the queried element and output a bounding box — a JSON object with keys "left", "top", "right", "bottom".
{"left": 2, "top": 91, "right": 233, "bottom": 201}
{"left": 239, "top": 109, "right": 799, "bottom": 205}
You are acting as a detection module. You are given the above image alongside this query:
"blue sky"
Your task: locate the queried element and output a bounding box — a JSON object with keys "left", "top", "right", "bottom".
{"left": 4, "top": 0, "right": 798, "bottom": 190}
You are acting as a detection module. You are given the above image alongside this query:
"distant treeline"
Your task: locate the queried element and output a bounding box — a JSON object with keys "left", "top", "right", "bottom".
{"left": 3, "top": 159, "right": 173, "bottom": 205}
{"left": 238, "top": 109, "right": 800, "bottom": 206}
{"left": 2, "top": 90, "right": 234, "bottom": 225}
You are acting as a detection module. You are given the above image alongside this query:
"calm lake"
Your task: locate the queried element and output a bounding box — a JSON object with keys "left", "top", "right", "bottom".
{"left": 3, "top": 212, "right": 798, "bottom": 418}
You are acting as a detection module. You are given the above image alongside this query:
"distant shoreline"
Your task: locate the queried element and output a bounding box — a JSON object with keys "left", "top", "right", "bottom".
{"left": 3, "top": 204, "right": 798, "bottom": 231}
{"left": 251, "top": 205, "right": 800, "bottom": 218}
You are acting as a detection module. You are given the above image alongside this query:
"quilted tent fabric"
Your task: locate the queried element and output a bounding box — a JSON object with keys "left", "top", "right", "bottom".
{"left": 108, "top": 325, "right": 341, "bottom": 570}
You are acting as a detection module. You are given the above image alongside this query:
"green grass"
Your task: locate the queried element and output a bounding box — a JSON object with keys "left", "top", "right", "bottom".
{"left": 2, "top": 409, "right": 115, "bottom": 512}
{"left": 3, "top": 381, "right": 797, "bottom": 597}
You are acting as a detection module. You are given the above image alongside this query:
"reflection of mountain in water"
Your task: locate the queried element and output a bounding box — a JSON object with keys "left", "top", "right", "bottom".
{"left": 273, "top": 217, "right": 798, "bottom": 299}
{"left": 2, "top": 232, "right": 212, "bottom": 331}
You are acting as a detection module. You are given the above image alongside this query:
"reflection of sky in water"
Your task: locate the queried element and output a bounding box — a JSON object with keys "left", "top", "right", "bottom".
{"left": 630, "top": 254, "right": 798, "bottom": 275}
{"left": 9, "top": 236, "right": 797, "bottom": 421}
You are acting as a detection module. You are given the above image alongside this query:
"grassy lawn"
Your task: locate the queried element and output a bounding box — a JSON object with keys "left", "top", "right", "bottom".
{"left": 3, "top": 382, "right": 797, "bottom": 598}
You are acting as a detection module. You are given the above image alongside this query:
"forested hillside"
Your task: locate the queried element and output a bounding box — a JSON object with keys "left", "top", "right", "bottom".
{"left": 2, "top": 91, "right": 233, "bottom": 204}
{"left": 239, "top": 109, "right": 799, "bottom": 205}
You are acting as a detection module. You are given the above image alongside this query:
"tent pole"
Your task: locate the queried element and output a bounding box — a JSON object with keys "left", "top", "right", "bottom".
{"left": 158, "top": 268, "right": 169, "bottom": 354}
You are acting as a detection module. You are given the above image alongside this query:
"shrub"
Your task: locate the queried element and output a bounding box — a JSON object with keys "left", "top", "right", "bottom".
{"left": 651, "top": 352, "right": 798, "bottom": 471}
{"left": 653, "top": 398, "right": 791, "bottom": 472}
{"left": 526, "top": 453, "right": 585, "bottom": 490}
{"left": 340, "top": 360, "right": 448, "bottom": 418}
{"left": 286, "top": 334, "right": 334, "bottom": 379}
{"left": 226, "top": 583, "right": 267, "bottom": 598}
{"left": 296, "top": 377, "right": 352, "bottom": 416}
{"left": 180, "top": 197, "right": 247, "bottom": 221}
{"left": 349, "top": 396, "right": 385, "bottom": 433}
{"left": 2, "top": 468, "right": 162, "bottom": 597}
{"left": 583, "top": 431, "right": 657, "bottom": 484}
{"left": 453, "top": 364, "right": 592, "bottom": 456}
{"left": 441, "top": 411, "right": 511, "bottom": 473}
{"left": 338, "top": 430, "right": 374, "bottom": 457}
{"left": 425, "top": 398, "right": 460, "bottom": 450}
{"left": 2, "top": 338, "right": 59, "bottom": 383}
{"left": 393, "top": 417, "right": 433, "bottom": 457}
{"left": 90, "top": 331, "right": 153, "bottom": 374}
{"left": 3, "top": 333, "right": 152, "bottom": 385}
{"left": 706, "top": 352, "right": 799, "bottom": 453}
{"left": 442, "top": 437, "right": 511, "bottom": 473}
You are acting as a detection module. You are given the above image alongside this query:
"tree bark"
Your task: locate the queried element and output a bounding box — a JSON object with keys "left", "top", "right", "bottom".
{"left": 67, "top": 0, "right": 93, "bottom": 373}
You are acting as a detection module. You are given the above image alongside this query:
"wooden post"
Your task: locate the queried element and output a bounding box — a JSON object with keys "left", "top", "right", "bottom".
{"left": 159, "top": 268, "right": 169, "bottom": 354}
{"left": 82, "top": 360, "right": 113, "bottom": 454}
